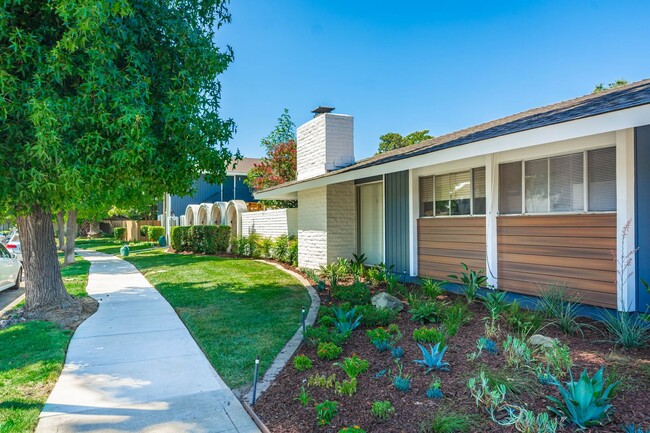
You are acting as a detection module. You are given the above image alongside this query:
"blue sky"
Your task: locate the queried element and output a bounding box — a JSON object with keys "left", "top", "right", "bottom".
{"left": 218, "top": 1, "right": 650, "bottom": 160}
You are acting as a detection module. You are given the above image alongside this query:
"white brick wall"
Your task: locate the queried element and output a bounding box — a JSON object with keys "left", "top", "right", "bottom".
{"left": 241, "top": 208, "right": 298, "bottom": 238}
{"left": 327, "top": 182, "right": 356, "bottom": 262}
{"left": 296, "top": 113, "right": 354, "bottom": 181}
{"left": 298, "top": 187, "right": 328, "bottom": 269}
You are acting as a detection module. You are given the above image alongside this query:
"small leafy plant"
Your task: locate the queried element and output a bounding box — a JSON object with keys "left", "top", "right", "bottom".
{"left": 315, "top": 400, "right": 339, "bottom": 426}
{"left": 307, "top": 373, "right": 337, "bottom": 388}
{"left": 334, "top": 355, "right": 369, "bottom": 379}
{"left": 350, "top": 252, "right": 367, "bottom": 278}
{"left": 333, "top": 306, "right": 363, "bottom": 335}
{"left": 338, "top": 427, "right": 366, "bottom": 433}
{"left": 447, "top": 262, "right": 488, "bottom": 303}
{"left": 293, "top": 354, "right": 313, "bottom": 371}
{"left": 468, "top": 337, "right": 498, "bottom": 360}
{"left": 546, "top": 367, "right": 619, "bottom": 430}
{"left": 481, "top": 290, "right": 509, "bottom": 320}
{"left": 468, "top": 370, "right": 507, "bottom": 414}
{"left": 494, "top": 405, "right": 559, "bottom": 433}
{"left": 295, "top": 386, "right": 313, "bottom": 406}
{"left": 421, "top": 277, "right": 444, "bottom": 298}
{"left": 505, "top": 300, "right": 543, "bottom": 336}
{"left": 503, "top": 335, "right": 532, "bottom": 368}
{"left": 410, "top": 300, "right": 443, "bottom": 324}
{"left": 413, "top": 342, "right": 450, "bottom": 373}
{"left": 413, "top": 326, "right": 447, "bottom": 345}
{"left": 317, "top": 341, "right": 343, "bottom": 360}
{"left": 426, "top": 377, "right": 444, "bottom": 399}
{"left": 334, "top": 377, "right": 358, "bottom": 396}
{"left": 304, "top": 325, "right": 348, "bottom": 347}
{"left": 319, "top": 262, "right": 346, "bottom": 287}
{"left": 442, "top": 303, "right": 472, "bottom": 336}
{"left": 358, "top": 305, "right": 398, "bottom": 327}
{"left": 366, "top": 325, "right": 401, "bottom": 351}
{"left": 371, "top": 400, "right": 395, "bottom": 420}
{"left": 332, "top": 280, "right": 371, "bottom": 306}
{"left": 542, "top": 341, "right": 572, "bottom": 379}
{"left": 391, "top": 361, "right": 412, "bottom": 392}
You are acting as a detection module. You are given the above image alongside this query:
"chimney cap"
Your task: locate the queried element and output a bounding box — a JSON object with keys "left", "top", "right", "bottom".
{"left": 311, "top": 106, "right": 335, "bottom": 116}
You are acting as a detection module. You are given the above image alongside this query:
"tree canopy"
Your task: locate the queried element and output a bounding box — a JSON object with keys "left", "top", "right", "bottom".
{"left": 0, "top": 0, "right": 237, "bottom": 315}
{"left": 593, "top": 79, "right": 629, "bottom": 93}
{"left": 246, "top": 109, "right": 297, "bottom": 208}
{"left": 377, "top": 129, "right": 433, "bottom": 153}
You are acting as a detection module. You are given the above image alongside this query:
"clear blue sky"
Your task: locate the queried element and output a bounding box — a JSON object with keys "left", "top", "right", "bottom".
{"left": 218, "top": 0, "right": 650, "bottom": 160}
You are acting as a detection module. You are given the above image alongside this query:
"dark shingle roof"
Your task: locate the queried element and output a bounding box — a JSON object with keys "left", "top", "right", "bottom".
{"left": 261, "top": 78, "right": 650, "bottom": 193}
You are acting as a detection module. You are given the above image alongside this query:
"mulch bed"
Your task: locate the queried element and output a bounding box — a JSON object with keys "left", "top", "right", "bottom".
{"left": 253, "top": 279, "right": 650, "bottom": 433}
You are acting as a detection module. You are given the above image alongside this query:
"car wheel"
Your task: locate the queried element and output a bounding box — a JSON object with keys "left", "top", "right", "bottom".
{"left": 10, "top": 268, "right": 22, "bottom": 290}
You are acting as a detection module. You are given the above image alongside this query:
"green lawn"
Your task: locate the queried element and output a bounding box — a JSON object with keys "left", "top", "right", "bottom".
{"left": 125, "top": 250, "right": 310, "bottom": 389}
{"left": 75, "top": 238, "right": 155, "bottom": 255}
{"left": 0, "top": 256, "right": 90, "bottom": 433}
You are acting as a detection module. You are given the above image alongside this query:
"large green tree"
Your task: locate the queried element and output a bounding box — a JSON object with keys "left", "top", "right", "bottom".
{"left": 377, "top": 129, "right": 433, "bottom": 153}
{"left": 593, "top": 79, "right": 628, "bottom": 93}
{"left": 0, "top": 0, "right": 236, "bottom": 319}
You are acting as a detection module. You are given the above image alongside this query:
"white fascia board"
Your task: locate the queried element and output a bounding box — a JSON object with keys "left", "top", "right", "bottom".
{"left": 255, "top": 104, "right": 650, "bottom": 199}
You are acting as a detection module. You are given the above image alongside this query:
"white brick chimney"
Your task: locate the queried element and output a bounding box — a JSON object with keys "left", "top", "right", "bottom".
{"left": 296, "top": 110, "right": 355, "bottom": 181}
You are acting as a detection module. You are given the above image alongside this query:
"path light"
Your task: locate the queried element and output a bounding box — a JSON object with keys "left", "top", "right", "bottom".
{"left": 301, "top": 307, "right": 306, "bottom": 340}
{"left": 252, "top": 357, "right": 260, "bottom": 405}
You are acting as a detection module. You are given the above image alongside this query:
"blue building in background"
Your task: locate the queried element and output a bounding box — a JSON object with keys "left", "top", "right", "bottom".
{"left": 160, "top": 158, "right": 260, "bottom": 217}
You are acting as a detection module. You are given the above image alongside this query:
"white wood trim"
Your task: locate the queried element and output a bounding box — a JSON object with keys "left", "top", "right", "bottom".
{"left": 485, "top": 154, "right": 498, "bottom": 287}
{"left": 616, "top": 128, "right": 636, "bottom": 311}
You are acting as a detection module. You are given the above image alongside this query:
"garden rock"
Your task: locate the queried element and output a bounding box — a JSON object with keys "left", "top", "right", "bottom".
{"left": 528, "top": 334, "right": 557, "bottom": 349}
{"left": 371, "top": 292, "right": 403, "bottom": 312}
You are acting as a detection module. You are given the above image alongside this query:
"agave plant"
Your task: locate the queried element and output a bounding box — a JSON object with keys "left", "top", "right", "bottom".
{"left": 333, "top": 307, "right": 362, "bottom": 334}
{"left": 547, "top": 367, "right": 619, "bottom": 430}
{"left": 413, "top": 343, "right": 450, "bottom": 374}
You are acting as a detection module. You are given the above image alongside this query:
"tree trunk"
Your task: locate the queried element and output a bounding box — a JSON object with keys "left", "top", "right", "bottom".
{"left": 64, "top": 209, "right": 77, "bottom": 266}
{"left": 56, "top": 211, "right": 66, "bottom": 251}
{"left": 17, "top": 206, "right": 74, "bottom": 312}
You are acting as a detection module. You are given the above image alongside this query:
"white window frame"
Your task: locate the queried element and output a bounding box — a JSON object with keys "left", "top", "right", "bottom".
{"left": 418, "top": 166, "right": 486, "bottom": 218}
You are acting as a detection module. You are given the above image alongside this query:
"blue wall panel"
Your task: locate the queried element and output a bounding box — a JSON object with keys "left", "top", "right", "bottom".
{"left": 384, "top": 171, "right": 410, "bottom": 275}
{"left": 168, "top": 174, "right": 256, "bottom": 216}
{"left": 635, "top": 125, "right": 650, "bottom": 312}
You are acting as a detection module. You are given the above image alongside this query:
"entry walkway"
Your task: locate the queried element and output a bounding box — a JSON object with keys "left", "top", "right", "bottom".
{"left": 36, "top": 250, "right": 260, "bottom": 433}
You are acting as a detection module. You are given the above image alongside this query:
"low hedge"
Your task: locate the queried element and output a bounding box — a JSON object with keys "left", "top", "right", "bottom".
{"left": 113, "top": 227, "right": 126, "bottom": 240}
{"left": 139, "top": 225, "right": 150, "bottom": 238}
{"left": 170, "top": 225, "right": 231, "bottom": 254}
{"left": 233, "top": 234, "right": 298, "bottom": 266}
{"left": 148, "top": 226, "right": 165, "bottom": 241}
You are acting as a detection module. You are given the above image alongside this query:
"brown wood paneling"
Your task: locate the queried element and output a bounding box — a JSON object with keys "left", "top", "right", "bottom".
{"left": 497, "top": 214, "right": 616, "bottom": 308}
{"left": 418, "top": 218, "right": 486, "bottom": 281}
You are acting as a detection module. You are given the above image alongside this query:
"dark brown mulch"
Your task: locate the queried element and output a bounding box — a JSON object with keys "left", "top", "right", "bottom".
{"left": 253, "top": 286, "right": 650, "bottom": 433}
{"left": 2, "top": 296, "right": 99, "bottom": 330}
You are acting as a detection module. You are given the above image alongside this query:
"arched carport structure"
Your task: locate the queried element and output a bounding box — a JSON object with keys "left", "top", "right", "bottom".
{"left": 197, "top": 203, "right": 214, "bottom": 225}
{"left": 184, "top": 205, "right": 201, "bottom": 226}
{"left": 225, "top": 200, "right": 248, "bottom": 238}
{"left": 211, "top": 201, "right": 228, "bottom": 226}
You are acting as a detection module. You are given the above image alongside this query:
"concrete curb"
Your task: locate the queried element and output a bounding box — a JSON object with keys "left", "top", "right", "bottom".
{"left": 245, "top": 260, "right": 320, "bottom": 404}
{"left": 0, "top": 293, "right": 25, "bottom": 317}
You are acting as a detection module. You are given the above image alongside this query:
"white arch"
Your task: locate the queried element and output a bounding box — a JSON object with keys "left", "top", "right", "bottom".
{"left": 212, "top": 202, "right": 228, "bottom": 226}
{"left": 184, "top": 204, "right": 201, "bottom": 226}
{"left": 225, "top": 200, "right": 248, "bottom": 238}
{"left": 198, "top": 203, "right": 214, "bottom": 225}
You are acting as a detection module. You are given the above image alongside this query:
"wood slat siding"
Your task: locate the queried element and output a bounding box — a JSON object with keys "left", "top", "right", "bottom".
{"left": 418, "top": 217, "right": 486, "bottom": 280}
{"left": 497, "top": 214, "right": 616, "bottom": 308}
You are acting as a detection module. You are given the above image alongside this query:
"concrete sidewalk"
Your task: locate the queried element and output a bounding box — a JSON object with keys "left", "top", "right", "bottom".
{"left": 36, "top": 250, "right": 260, "bottom": 433}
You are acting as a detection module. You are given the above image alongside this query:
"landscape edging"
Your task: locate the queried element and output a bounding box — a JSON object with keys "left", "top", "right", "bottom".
{"left": 244, "top": 260, "right": 320, "bottom": 404}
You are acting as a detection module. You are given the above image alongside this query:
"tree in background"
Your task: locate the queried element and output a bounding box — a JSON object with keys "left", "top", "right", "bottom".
{"left": 246, "top": 109, "right": 298, "bottom": 208}
{"left": 593, "top": 79, "right": 629, "bottom": 93}
{"left": 0, "top": 0, "right": 236, "bottom": 319}
{"left": 377, "top": 129, "right": 433, "bottom": 153}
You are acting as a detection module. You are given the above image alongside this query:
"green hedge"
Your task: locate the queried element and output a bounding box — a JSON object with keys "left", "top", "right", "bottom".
{"left": 148, "top": 226, "right": 165, "bottom": 241}
{"left": 113, "top": 227, "right": 126, "bottom": 240}
{"left": 170, "top": 225, "right": 231, "bottom": 254}
{"left": 233, "top": 234, "right": 298, "bottom": 266}
{"left": 139, "top": 225, "right": 150, "bottom": 238}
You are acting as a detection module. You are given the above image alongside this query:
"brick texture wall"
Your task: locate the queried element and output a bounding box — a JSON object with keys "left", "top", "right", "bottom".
{"left": 298, "top": 187, "right": 328, "bottom": 269}
{"left": 327, "top": 182, "right": 356, "bottom": 262}
{"left": 297, "top": 113, "right": 354, "bottom": 181}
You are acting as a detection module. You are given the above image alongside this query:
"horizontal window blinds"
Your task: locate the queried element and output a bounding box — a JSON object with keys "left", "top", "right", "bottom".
{"left": 588, "top": 147, "right": 616, "bottom": 211}
{"left": 550, "top": 153, "right": 584, "bottom": 212}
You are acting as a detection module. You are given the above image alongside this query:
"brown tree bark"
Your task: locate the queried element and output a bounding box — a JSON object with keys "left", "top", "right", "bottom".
{"left": 63, "top": 209, "right": 77, "bottom": 266}
{"left": 56, "top": 211, "right": 66, "bottom": 251}
{"left": 17, "top": 206, "right": 74, "bottom": 313}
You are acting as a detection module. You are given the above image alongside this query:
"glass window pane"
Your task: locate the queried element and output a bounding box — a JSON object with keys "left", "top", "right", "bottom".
{"left": 550, "top": 153, "right": 584, "bottom": 212}
{"left": 473, "top": 167, "right": 486, "bottom": 215}
{"left": 499, "top": 162, "right": 522, "bottom": 214}
{"left": 588, "top": 147, "right": 616, "bottom": 211}
{"left": 419, "top": 176, "right": 434, "bottom": 217}
{"left": 435, "top": 174, "right": 451, "bottom": 216}
{"left": 525, "top": 158, "right": 549, "bottom": 213}
{"left": 450, "top": 171, "right": 471, "bottom": 215}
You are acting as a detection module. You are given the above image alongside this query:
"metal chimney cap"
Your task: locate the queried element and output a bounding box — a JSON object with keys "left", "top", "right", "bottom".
{"left": 311, "top": 106, "right": 335, "bottom": 116}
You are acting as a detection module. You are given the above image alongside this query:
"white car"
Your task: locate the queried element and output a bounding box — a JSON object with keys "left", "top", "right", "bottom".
{"left": 0, "top": 243, "right": 22, "bottom": 292}
{"left": 4, "top": 232, "right": 22, "bottom": 262}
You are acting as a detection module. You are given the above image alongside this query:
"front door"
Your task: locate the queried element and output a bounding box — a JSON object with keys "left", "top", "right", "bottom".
{"left": 358, "top": 182, "right": 384, "bottom": 265}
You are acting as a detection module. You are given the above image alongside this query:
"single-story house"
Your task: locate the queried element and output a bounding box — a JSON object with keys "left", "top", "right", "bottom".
{"left": 159, "top": 157, "right": 260, "bottom": 218}
{"left": 256, "top": 79, "right": 650, "bottom": 312}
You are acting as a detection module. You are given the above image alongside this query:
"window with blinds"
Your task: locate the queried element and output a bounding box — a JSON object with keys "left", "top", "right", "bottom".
{"left": 418, "top": 167, "right": 485, "bottom": 217}
{"left": 499, "top": 146, "right": 616, "bottom": 214}
{"left": 588, "top": 147, "right": 616, "bottom": 211}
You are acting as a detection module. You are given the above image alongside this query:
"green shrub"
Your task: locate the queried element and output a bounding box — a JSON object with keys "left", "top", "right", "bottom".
{"left": 599, "top": 309, "right": 650, "bottom": 348}
{"left": 443, "top": 303, "right": 472, "bottom": 336}
{"left": 419, "top": 408, "right": 479, "bottom": 433}
{"left": 288, "top": 238, "right": 298, "bottom": 265}
{"left": 258, "top": 237, "right": 274, "bottom": 258}
{"left": 334, "top": 377, "right": 357, "bottom": 396}
{"left": 358, "top": 305, "right": 398, "bottom": 327}
{"left": 272, "top": 234, "right": 290, "bottom": 262}
{"left": 315, "top": 400, "right": 339, "bottom": 426}
{"left": 172, "top": 225, "right": 230, "bottom": 254}
{"left": 317, "top": 341, "right": 343, "bottom": 360}
{"left": 409, "top": 301, "right": 443, "bottom": 324}
{"left": 421, "top": 277, "right": 444, "bottom": 298}
{"left": 304, "top": 326, "right": 348, "bottom": 346}
{"left": 332, "top": 281, "right": 371, "bottom": 305}
{"left": 371, "top": 400, "right": 395, "bottom": 420}
{"left": 148, "top": 226, "right": 164, "bottom": 241}
{"left": 113, "top": 227, "right": 126, "bottom": 240}
{"left": 293, "top": 354, "right": 313, "bottom": 371}
{"left": 505, "top": 300, "right": 543, "bottom": 336}
{"left": 139, "top": 225, "right": 150, "bottom": 238}
{"left": 413, "top": 326, "right": 447, "bottom": 345}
